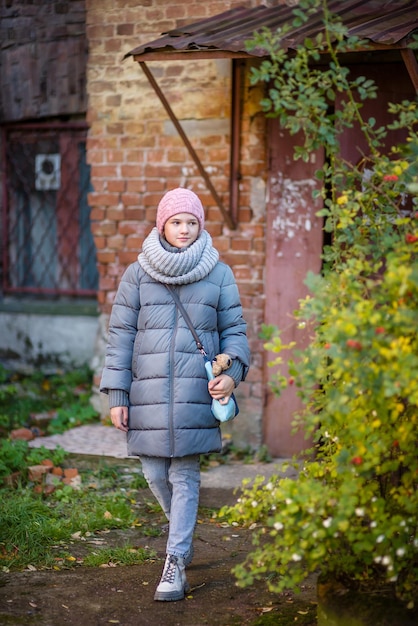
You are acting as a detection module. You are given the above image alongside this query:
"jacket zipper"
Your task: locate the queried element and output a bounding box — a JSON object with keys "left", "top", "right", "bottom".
{"left": 168, "top": 304, "right": 178, "bottom": 457}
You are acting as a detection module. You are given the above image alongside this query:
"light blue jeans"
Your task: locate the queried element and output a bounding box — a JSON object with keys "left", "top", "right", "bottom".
{"left": 139, "top": 455, "right": 200, "bottom": 561}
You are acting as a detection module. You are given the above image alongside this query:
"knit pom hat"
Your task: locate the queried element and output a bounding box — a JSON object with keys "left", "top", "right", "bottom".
{"left": 156, "top": 188, "right": 205, "bottom": 235}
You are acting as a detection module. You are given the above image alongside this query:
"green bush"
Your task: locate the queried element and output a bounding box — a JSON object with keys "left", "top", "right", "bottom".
{"left": 220, "top": 0, "right": 418, "bottom": 605}
{"left": 0, "top": 365, "right": 98, "bottom": 435}
{"left": 0, "top": 439, "right": 68, "bottom": 481}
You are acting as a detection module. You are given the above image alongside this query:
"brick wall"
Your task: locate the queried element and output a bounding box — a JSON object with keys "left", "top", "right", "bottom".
{"left": 86, "top": 0, "right": 279, "bottom": 449}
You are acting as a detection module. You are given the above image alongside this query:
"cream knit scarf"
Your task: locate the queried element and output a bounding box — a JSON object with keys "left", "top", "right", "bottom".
{"left": 137, "top": 227, "right": 219, "bottom": 285}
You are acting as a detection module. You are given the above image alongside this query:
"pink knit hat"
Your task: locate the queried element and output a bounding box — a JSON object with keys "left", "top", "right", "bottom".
{"left": 156, "top": 188, "right": 205, "bottom": 235}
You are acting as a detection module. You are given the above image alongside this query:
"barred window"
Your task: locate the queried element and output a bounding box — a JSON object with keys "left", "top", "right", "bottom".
{"left": 2, "top": 123, "right": 98, "bottom": 296}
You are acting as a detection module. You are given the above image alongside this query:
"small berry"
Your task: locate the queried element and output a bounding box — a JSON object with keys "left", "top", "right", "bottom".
{"left": 405, "top": 233, "right": 418, "bottom": 243}
{"left": 346, "top": 339, "right": 362, "bottom": 350}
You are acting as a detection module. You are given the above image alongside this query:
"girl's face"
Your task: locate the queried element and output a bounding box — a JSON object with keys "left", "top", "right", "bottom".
{"left": 163, "top": 213, "right": 200, "bottom": 249}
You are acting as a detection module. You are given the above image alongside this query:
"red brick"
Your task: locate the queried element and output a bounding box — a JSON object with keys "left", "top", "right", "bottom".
{"left": 119, "top": 222, "right": 142, "bottom": 235}
{"left": 121, "top": 135, "right": 155, "bottom": 149}
{"left": 107, "top": 149, "right": 124, "bottom": 163}
{"left": 117, "top": 23, "right": 134, "bottom": 36}
{"left": 40, "top": 459, "right": 54, "bottom": 468}
{"left": 106, "top": 94, "right": 122, "bottom": 107}
{"left": 121, "top": 164, "right": 144, "bottom": 178}
{"left": 28, "top": 465, "right": 50, "bottom": 483}
{"left": 107, "top": 235, "right": 126, "bottom": 250}
{"left": 92, "top": 165, "right": 119, "bottom": 179}
{"left": 107, "top": 123, "right": 124, "bottom": 135}
{"left": 234, "top": 267, "right": 255, "bottom": 280}
{"left": 64, "top": 468, "right": 79, "bottom": 479}
{"left": 90, "top": 207, "right": 106, "bottom": 221}
{"left": 108, "top": 180, "right": 125, "bottom": 192}
{"left": 99, "top": 276, "right": 117, "bottom": 291}
{"left": 91, "top": 222, "right": 117, "bottom": 236}
{"left": 107, "top": 208, "right": 126, "bottom": 221}
{"left": 121, "top": 192, "right": 140, "bottom": 206}
{"left": 104, "top": 39, "right": 122, "bottom": 53}
{"left": 97, "top": 251, "right": 116, "bottom": 264}
{"left": 231, "top": 238, "right": 252, "bottom": 251}
{"left": 118, "top": 251, "right": 138, "bottom": 265}
{"left": 125, "top": 150, "right": 144, "bottom": 163}
{"left": 88, "top": 192, "right": 118, "bottom": 207}
{"left": 167, "top": 148, "right": 188, "bottom": 162}
{"left": 87, "top": 24, "right": 114, "bottom": 39}
{"left": 144, "top": 164, "right": 182, "bottom": 177}
{"left": 125, "top": 208, "right": 146, "bottom": 220}
{"left": 126, "top": 180, "right": 145, "bottom": 192}
{"left": 10, "top": 428, "right": 34, "bottom": 441}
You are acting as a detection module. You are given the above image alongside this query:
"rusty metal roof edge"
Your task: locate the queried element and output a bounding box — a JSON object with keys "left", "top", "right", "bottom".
{"left": 124, "top": 1, "right": 418, "bottom": 61}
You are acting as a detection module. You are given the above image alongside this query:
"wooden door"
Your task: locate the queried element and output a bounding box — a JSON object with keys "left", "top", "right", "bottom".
{"left": 263, "top": 120, "right": 324, "bottom": 457}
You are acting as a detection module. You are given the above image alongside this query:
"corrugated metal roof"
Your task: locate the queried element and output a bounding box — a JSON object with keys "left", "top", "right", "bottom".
{"left": 126, "top": 0, "right": 418, "bottom": 60}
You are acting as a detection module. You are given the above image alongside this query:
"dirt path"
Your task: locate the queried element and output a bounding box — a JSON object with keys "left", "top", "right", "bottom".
{"left": 0, "top": 487, "right": 318, "bottom": 626}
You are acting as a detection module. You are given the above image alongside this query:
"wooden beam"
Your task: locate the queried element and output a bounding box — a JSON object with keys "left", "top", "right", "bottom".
{"left": 132, "top": 50, "right": 252, "bottom": 62}
{"left": 400, "top": 48, "right": 418, "bottom": 92}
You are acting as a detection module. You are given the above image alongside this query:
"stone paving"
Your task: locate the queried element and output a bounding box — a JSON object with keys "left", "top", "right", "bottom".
{"left": 28, "top": 423, "right": 294, "bottom": 488}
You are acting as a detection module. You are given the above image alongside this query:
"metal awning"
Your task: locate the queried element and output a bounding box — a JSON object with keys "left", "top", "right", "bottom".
{"left": 126, "top": 1, "right": 418, "bottom": 61}
{"left": 125, "top": 1, "right": 418, "bottom": 228}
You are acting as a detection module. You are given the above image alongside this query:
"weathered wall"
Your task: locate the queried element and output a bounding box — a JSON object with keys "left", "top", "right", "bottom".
{"left": 0, "top": 309, "right": 98, "bottom": 372}
{"left": 0, "top": 0, "right": 87, "bottom": 121}
{"left": 0, "top": 0, "right": 94, "bottom": 375}
{"left": 86, "top": 0, "right": 273, "bottom": 450}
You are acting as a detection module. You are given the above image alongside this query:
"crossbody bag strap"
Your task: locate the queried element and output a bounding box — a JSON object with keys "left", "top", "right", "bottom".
{"left": 164, "top": 284, "right": 207, "bottom": 356}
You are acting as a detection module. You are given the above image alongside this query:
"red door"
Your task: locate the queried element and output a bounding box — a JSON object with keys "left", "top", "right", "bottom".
{"left": 264, "top": 120, "right": 324, "bottom": 457}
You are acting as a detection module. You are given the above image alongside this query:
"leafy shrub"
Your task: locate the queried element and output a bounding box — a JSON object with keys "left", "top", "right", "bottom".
{"left": 0, "top": 439, "right": 68, "bottom": 481}
{"left": 220, "top": 0, "right": 418, "bottom": 605}
{"left": 0, "top": 365, "right": 98, "bottom": 435}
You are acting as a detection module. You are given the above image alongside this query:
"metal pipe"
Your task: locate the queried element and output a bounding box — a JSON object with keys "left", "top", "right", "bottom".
{"left": 230, "top": 59, "right": 244, "bottom": 225}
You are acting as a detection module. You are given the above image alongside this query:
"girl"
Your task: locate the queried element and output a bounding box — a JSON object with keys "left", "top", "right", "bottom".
{"left": 100, "top": 187, "right": 250, "bottom": 601}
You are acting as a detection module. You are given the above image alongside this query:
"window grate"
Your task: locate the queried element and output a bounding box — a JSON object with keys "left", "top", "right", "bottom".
{"left": 2, "top": 124, "right": 98, "bottom": 296}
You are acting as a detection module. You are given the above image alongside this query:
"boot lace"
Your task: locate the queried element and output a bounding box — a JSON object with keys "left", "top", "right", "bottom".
{"left": 161, "top": 556, "right": 178, "bottom": 584}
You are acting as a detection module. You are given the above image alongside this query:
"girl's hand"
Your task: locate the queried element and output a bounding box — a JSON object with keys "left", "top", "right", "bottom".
{"left": 208, "top": 374, "right": 235, "bottom": 404}
{"left": 110, "top": 406, "right": 129, "bottom": 432}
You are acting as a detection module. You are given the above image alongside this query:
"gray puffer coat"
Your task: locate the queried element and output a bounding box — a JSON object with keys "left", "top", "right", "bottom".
{"left": 100, "top": 261, "right": 250, "bottom": 458}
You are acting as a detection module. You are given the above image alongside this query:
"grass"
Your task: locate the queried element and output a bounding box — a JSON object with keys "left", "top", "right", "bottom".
{"left": 0, "top": 364, "right": 99, "bottom": 435}
{"left": 0, "top": 450, "right": 161, "bottom": 571}
{"left": 0, "top": 364, "right": 273, "bottom": 573}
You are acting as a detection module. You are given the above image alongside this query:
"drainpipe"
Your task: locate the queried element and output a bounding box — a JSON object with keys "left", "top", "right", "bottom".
{"left": 230, "top": 59, "right": 244, "bottom": 227}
